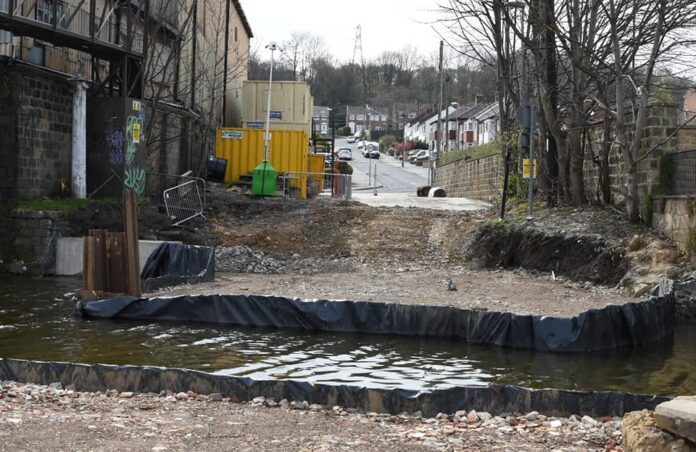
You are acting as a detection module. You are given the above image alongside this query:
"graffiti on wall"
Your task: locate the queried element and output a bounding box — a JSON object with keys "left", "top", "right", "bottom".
{"left": 124, "top": 167, "right": 146, "bottom": 194}
{"left": 125, "top": 110, "right": 145, "bottom": 166}
{"left": 123, "top": 104, "right": 147, "bottom": 195}
{"left": 106, "top": 129, "right": 126, "bottom": 165}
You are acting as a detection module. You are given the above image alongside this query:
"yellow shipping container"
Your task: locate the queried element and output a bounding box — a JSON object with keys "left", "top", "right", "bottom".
{"left": 215, "top": 128, "right": 310, "bottom": 199}
{"left": 308, "top": 154, "right": 325, "bottom": 196}
{"left": 242, "top": 81, "right": 313, "bottom": 135}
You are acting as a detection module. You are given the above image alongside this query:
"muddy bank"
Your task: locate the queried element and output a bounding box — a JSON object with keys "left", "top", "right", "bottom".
{"left": 468, "top": 223, "right": 630, "bottom": 286}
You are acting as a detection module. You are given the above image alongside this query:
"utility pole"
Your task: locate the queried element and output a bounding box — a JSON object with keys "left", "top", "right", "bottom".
{"left": 401, "top": 113, "right": 406, "bottom": 168}
{"left": 434, "top": 40, "right": 444, "bottom": 186}
{"left": 445, "top": 76, "right": 450, "bottom": 153}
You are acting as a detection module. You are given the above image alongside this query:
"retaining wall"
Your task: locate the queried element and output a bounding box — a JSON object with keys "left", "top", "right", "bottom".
{"left": 652, "top": 196, "right": 696, "bottom": 254}
{"left": 434, "top": 106, "right": 687, "bottom": 206}
{"left": 0, "top": 63, "right": 74, "bottom": 201}
{"left": 4, "top": 210, "right": 62, "bottom": 274}
{"left": 433, "top": 153, "right": 503, "bottom": 202}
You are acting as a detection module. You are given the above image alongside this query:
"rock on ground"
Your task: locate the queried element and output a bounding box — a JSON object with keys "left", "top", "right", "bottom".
{"left": 622, "top": 410, "right": 696, "bottom": 452}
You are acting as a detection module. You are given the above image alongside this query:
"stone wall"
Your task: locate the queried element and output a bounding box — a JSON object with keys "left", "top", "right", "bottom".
{"left": 0, "top": 62, "right": 74, "bottom": 200}
{"left": 433, "top": 153, "right": 503, "bottom": 202}
{"left": 433, "top": 107, "right": 691, "bottom": 206}
{"left": 3, "top": 210, "right": 62, "bottom": 275}
{"left": 583, "top": 106, "right": 679, "bottom": 206}
{"left": 652, "top": 196, "right": 696, "bottom": 254}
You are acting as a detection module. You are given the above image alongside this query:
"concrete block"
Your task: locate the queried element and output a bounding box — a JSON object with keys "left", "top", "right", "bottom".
{"left": 623, "top": 410, "right": 696, "bottom": 452}
{"left": 55, "top": 238, "right": 183, "bottom": 276}
{"left": 655, "top": 396, "right": 696, "bottom": 444}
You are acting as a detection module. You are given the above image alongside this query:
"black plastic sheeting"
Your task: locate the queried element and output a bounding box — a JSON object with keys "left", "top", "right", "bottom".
{"left": 140, "top": 243, "right": 215, "bottom": 292}
{"left": 0, "top": 358, "right": 669, "bottom": 418}
{"left": 75, "top": 280, "right": 675, "bottom": 352}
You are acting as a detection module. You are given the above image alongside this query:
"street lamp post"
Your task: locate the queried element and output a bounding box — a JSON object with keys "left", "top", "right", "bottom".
{"left": 252, "top": 42, "right": 282, "bottom": 196}
{"left": 263, "top": 42, "right": 279, "bottom": 163}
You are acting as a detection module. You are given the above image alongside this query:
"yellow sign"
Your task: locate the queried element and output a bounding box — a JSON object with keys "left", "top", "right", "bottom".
{"left": 132, "top": 123, "right": 141, "bottom": 144}
{"left": 523, "top": 159, "right": 537, "bottom": 178}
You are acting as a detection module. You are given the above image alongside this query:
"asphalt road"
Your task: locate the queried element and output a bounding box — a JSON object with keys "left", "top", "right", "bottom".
{"left": 335, "top": 138, "right": 429, "bottom": 193}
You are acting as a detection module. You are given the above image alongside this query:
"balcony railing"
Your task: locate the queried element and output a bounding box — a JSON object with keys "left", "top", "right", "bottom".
{"left": 0, "top": 0, "right": 145, "bottom": 55}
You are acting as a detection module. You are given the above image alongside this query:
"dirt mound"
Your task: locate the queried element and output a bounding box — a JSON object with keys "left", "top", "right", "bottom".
{"left": 467, "top": 223, "right": 630, "bottom": 285}
{"left": 204, "top": 191, "right": 478, "bottom": 268}
{"left": 197, "top": 190, "right": 691, "bottom": 292}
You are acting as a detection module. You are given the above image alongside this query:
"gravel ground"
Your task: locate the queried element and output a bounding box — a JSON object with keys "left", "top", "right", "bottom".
{"left": 0, "top": 381, "right": 622, "bottom": 452}
{"left": 156, "top": 265, "right": 634, "bottom": 317}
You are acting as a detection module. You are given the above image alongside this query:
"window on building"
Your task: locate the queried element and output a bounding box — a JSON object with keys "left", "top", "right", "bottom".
{"left": 235, "top": 27, "right": 238, "bottom": 42}
{"left": 37, "top": 0, "right": 66, "bottom": 26}
{"left": 357, "top": 114, "right": 365, "bottom": 121}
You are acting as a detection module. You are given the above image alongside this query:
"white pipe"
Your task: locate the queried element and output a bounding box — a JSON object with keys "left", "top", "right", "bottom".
{"left": 71, "top": 80, "right": 88, "bottom": 199}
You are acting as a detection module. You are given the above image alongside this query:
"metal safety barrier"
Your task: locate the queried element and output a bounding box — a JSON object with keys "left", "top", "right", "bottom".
{"left": 147, "top": 172, "right": 206, "bottom": 209}
{"left": 281, "top": 171, "right": 352, "bottom": 201}
{"left": 163, "top": 180, "right": 205, "bottom": 226}
{"left": 666, "top": 150, "right": 696, "bottom": 195}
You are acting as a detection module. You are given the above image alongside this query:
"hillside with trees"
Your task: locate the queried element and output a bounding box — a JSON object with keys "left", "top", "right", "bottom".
{"left": 249, "top": 32, "right": 497, "bottom": 110}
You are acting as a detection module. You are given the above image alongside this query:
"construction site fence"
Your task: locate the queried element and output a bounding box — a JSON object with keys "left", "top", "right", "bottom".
{"left": 145, "top": 172, "right": 206, "bottom": 210}
{"left": 281, "top": 172, "right": 352, "bottom": 201}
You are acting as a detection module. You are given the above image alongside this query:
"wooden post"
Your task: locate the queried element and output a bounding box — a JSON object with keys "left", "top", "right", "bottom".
{"left": 83, "top": 236, "right": 96, "bottom": 291}
{"left": 106, "top": 232, "right": 127, "bottom": 294}
{"left": 123, "top": 189, "right": 142, "bottom": 297}
{"left": 89, "top": 229, "right": 107, "bottom": 292}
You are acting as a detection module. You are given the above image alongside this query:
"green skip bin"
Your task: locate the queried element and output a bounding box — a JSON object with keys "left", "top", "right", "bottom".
{"left": 252, "top": 161, "right": 278, "bottom": 196}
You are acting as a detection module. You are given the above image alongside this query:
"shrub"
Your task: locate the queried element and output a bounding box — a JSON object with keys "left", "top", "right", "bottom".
{"left": 414, "top": 140, "right": 429, "bottom": 150}
{"left": 379, "top": 135, "right": 397, "bottom": 153}
{"left": 337, "top": 125, "right": 352, "bottom": 136}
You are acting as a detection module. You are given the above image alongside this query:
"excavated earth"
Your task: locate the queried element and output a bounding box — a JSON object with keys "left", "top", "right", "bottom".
{"left": 155, "top": 190, "right": 694, "bottom": 317}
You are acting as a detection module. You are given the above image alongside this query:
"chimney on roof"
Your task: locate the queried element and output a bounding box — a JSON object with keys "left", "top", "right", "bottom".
{"left": 475, "top": 95, "right": 485, "bottom": 106}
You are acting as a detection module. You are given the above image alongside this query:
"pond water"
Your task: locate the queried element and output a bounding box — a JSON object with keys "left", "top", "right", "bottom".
{"left": 1, "top": 275, "right": 694, "bottom": 395}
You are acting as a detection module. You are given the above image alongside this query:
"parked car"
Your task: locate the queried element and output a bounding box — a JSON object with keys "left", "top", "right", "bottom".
{"left": 346, "top": 136, "right": 356, "bottom": 143}
{"left": 337, "top": 148, "right": 352, "bottom": 160}
{"left": 409, "top": 149, "right": 428, "bottom": 164}
{"left": 415, "top": 150, "right": 438, "bottom": 165}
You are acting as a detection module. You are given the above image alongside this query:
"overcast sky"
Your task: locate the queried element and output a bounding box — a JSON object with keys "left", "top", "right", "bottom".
{"left": 241, "top": 0, "right": 444, "bottom": 63}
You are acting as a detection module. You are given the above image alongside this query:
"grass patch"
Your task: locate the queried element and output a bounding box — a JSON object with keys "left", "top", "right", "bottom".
{"left": 17, "top": 197, "right": 122, "bottom": 212}
{"left": 438, "top": 141, "right": 500, "bottom": 166}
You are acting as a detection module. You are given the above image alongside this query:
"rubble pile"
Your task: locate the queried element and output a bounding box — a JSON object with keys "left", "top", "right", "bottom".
{"left": 215, "top": 246, "right": 285, "bottom": 274}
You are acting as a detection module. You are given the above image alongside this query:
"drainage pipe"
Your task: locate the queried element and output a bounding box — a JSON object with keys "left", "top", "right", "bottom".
{"left": 71, "top": 79, "right": 88, "bottom": 199}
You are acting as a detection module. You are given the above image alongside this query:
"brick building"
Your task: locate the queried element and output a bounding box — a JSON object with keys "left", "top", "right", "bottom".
{"left": 0, "top": 0, "right": 252, "bottom": 201}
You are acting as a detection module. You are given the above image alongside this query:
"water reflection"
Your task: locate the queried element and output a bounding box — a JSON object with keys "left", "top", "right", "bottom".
{"left": 1, "top": 275, "right": 694, "bottom": 394}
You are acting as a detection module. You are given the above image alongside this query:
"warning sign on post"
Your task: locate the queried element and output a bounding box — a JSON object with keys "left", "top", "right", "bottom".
{"left": 523, "top": 159, "right": 537, "bottom": 178}
{"left": 132, "top": 122, "right": 141, "bottom": 144}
